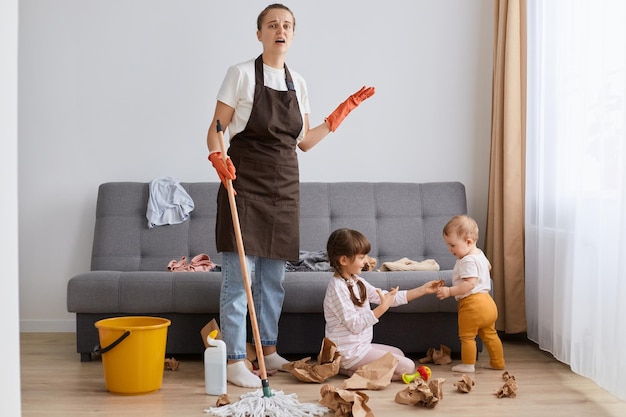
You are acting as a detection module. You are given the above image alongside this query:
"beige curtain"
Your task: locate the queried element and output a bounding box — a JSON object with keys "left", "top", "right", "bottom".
{"left": 485, "top": 0, "right": 527, "bottom": 334}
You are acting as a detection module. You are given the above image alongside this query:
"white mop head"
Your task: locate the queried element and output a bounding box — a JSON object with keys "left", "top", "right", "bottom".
{"left": 205, "top": 389, "right": 329, "bottom": 417}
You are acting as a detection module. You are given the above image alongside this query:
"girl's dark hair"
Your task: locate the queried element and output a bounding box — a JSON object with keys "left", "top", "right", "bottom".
{"left": 327, "top": 228, "right": 371, "bottom": 306}
{"left": 257, "top": 4, "right": 296, "bottom": 30}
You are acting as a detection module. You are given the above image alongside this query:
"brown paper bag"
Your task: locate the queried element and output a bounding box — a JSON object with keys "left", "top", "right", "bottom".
{"left": 394, "top": 378, "right": 446, "bottom": 408}
{"left": 164, "top": 357, "right": 180, "bottom": 371}
{"left": 453, "top": 374, "right": 475, "bottom": 393}
{"left": 362, "top": 255, "right": 378, "bottom": 271}
{"left": 320, "top": 384, "right": 374, "bottom": 417}
{"left": 200, "top": 319, "right": 221, "bottom": 348}
{"left": 340, "top": 352, "right": 398, "bottom": 390}
{"left": 419, "top": 344, "right": 452, "bottom": 365}
{"left": 282, "top": 338, "right": 341, "bottom": 383}
{"left": 496, "top": 371, "right": 518, "bottom": 398}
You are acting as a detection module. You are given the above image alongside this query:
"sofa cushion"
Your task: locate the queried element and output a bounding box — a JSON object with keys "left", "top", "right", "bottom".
{"left": 67, "top": 271, "right": 222, "bottom": 314}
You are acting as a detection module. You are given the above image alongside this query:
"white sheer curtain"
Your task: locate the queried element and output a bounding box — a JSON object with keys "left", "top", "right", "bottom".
{"left": 526, "top": 0, "right": 626, "bottom": 401}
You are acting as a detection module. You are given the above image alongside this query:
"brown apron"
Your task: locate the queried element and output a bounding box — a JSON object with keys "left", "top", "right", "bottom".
{"left": 216, "top": 55, "right": 303, "bottom": 261}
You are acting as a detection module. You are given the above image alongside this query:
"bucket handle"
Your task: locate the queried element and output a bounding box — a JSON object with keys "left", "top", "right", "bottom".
{"left": 93, "top": 330, "right": 131, "bottom": 355}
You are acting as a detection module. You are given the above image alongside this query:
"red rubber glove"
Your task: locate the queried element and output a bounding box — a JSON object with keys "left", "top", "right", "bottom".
{"left": 325, "top": 86, "right": 375, "bottom": 132}
{"left": 208, "top": 152, "right": 236, "bottom": 192}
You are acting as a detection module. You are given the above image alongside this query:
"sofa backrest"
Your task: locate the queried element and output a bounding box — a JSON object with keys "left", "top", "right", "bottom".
{"left": 91, "top": 181, "right": 466, "bottom": 272}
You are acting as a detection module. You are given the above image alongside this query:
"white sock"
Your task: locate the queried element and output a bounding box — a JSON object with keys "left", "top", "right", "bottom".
{"left": 264, "top": 352, "right": 289, "bottom": 372}
{"left": 227, "top": 361, "right": 261, "bottom": 388}
{"left": 451, "top": 363, "right": 476, "bottom": 373}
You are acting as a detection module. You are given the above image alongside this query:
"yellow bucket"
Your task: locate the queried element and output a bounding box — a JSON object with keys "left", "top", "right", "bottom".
{"left": 94, "top": 316, "right": 171, "bottom": 395}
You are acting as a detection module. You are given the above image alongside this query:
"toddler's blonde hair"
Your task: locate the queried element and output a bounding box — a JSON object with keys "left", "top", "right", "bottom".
{"left": 443, "top": 215, "right": 479, "bottom": 242}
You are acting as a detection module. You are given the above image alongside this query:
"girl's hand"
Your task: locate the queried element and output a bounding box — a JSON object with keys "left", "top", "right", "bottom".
{"left": 423, "top": 280, "right": 443, "bottom": 294}
{"left": 376, "top": 286, "right": 398, "bottom": 310}
{"left": 373, "top": 286, "right": 398, "bottom": 319}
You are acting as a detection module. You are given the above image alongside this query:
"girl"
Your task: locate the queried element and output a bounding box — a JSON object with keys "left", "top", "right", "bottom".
{"left": 324, "top": 228, "right": 440, "bottom": 380}
{"left": 206, "top": 4, "right": 374, "bottom": 388}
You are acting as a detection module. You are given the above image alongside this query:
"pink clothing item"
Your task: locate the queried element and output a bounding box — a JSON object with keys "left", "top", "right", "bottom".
{"left": 187, "top": 254, "right": 216, "bottom": 271}
{"left": 167, "top": 256, "right": 188, "bottom": 271}
{"left": 167, "top": 254, "right": 216, "bottom": 272}
{"left": 323, "top": 275, "right": 408, "bottom": 369}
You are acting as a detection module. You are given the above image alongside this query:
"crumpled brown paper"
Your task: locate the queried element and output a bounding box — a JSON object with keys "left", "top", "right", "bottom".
{"left": 320, "top": 384, "right": 374, "bottom": 417}
{"left": 340, "top": 352, "right": 398, "bottom": 390}
{"left": 215, "top": 394, "right": 230, "bottom": 406}
{"left": 496, "top": 371, "right": 517, "bottom": 398}
{"left": 395, "top": 378, "right": 446, "bottom": 408}
{"left": 453, "top": 374, "right": 475, "bottom": 393}
{"left": 362, "top": 255, "right": 378, "bottom": 271}
{"left": 200, "top": 319, "right": 221, "bottom": 348}
{"left": 419, "top": 344, "right": 452, "bottom": 365}
{"left": 429, "top": 377, "right": 445, "bottom": 399}
{"left": 282, "top": 337, "right": 342, "bottom": 383}
{"left": 164, "top": 357, "right": 179, "bottom": 371}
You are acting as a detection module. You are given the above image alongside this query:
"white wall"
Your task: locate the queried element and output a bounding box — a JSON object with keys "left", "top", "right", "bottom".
{"left": 2, "top": 0, "right": 23, "bottom": 414}
{"left": 18, "top": 0, "right": 494, "bottom": 332}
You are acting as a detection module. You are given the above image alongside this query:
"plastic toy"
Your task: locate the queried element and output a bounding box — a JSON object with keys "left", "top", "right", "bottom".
{"left": 402, "top": 365, "right": 432, "bottom": 384}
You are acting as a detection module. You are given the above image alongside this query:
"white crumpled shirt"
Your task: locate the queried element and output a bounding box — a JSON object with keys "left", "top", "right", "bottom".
{"left": 146, "top": 177, "right": 194, "bottom": 229}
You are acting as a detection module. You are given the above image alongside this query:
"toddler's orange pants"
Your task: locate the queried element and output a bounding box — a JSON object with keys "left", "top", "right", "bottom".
{"left": 457, "top": 292, "right": 505, "bottom": 369}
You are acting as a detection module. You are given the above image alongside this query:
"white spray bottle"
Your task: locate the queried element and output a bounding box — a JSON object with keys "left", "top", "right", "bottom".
{"left": 204, "top": 329, "right": 227, "bottom": 395}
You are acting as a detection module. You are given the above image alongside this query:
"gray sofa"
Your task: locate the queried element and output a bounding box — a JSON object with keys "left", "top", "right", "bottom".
{"left": 67, "top": 181, "right": 468, "bottom": 362}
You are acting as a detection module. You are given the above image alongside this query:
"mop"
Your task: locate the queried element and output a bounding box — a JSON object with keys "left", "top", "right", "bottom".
{"left": 205, "top": 121, "right": 329, "bottom": 417}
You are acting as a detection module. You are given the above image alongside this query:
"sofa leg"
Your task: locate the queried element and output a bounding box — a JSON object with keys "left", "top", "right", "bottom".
{"left": 80, "top": 352, "right": 92, "bottom": 362}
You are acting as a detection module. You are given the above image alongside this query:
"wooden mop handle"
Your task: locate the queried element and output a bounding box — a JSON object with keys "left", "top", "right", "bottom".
{"left": 215, "top": 120, "right": 270, "bottom": 385}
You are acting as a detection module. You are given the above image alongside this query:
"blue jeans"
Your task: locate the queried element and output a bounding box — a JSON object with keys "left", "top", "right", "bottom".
{"left": 219, "top": 251, "right": 286, "bottom": 360}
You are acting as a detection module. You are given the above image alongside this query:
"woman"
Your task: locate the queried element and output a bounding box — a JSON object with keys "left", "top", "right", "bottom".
{"left": 206, "top": 3, "right": 374, "bottom": 388}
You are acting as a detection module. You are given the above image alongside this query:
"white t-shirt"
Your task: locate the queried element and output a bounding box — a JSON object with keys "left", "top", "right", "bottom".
{"left": 452, "top": 250, "right": 493, "bottom": 300}
{"left": 216, "top": 58, "right": 311, "bottom": 143}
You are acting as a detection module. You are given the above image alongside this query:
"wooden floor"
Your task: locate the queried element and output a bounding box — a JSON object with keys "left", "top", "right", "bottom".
{"left": 21, "top": 333, "right": 626, "bottom": 417}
